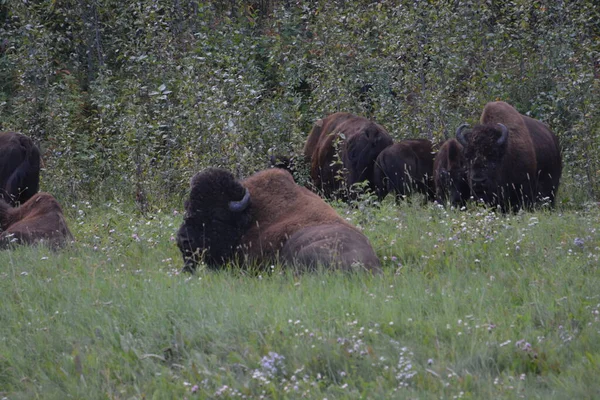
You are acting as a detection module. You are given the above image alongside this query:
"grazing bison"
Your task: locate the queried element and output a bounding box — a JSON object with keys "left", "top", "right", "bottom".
{"left": 0, "top": 131, "right": 41, "bottom": 206}
{"left": 303, "top": 113, "right": 393, "bottom": 199}
{"left": 0, "top": 192, "right": 73, "bottom": 249}
{"left": 176, "top": 168, "right": 381, "bottom": 273}
{"left": 433, "top": 138, "right": 470, "bottom": 207}
{"left": 456, "top": 101, "right": 562, "bottom": 211}
{"left": 373, "top": 139, "right": 435, "bottom": 201}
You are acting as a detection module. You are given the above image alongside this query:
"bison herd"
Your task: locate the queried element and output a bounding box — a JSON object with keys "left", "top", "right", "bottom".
{"left": 0, "top": 101, "right": 562, "bottom": 274}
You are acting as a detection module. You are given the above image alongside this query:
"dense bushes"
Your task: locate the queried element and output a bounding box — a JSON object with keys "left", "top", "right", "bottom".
{"left": 0, "top": 0, "right": 598, "bottom": 207}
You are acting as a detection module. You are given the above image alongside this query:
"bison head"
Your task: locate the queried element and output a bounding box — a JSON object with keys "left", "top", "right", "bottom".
{"left": 456, "top": 123, "right": 508, "bottom": 204}
{"left": 177, "top": 168, "right": 252, "bottom": 272}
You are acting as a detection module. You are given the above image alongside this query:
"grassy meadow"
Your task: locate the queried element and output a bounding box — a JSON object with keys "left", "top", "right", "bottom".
{"left": 1, "top": 196, "right": 599, "bottom": 399}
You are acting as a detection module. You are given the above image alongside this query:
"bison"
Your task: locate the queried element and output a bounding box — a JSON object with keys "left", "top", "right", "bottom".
{"left": 456, "top": 101, "right": 562, "bottom": 211}
{"left": 176, "top": 167, "right": 381, "bottom": 273}
{"left": 0, "top": 131, "right": 41, "bottom": 206}
{"left": 303, "top": 113, "right": 393, "bottom": 199}
{"left": 0, "top": 192, "right": 73, "bottom": 249}
{"left": 433, "top": 138, "right": 470, "bottom": 207}
{"left": 373, "top": 139, "right": 435, "bottom": 202}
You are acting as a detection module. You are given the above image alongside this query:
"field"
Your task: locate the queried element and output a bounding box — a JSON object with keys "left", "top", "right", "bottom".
{"left": 1, "top": 197, "right": 599, "bottom": 399}
{"left": 2, "top": 1, "right": 599, "bottom": 398}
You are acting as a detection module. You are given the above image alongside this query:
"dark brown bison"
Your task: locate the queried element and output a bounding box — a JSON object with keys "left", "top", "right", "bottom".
{"left": 303, "top": 113, "right": 393, "bottom": 199}
{"left": 433, "top": 138, "right": 470, "bottom": 207}
{"left": 176, "top": 168, "right": 381, "bottom": 273}
{"left": 0, "top": 131, "right": 41, "bottom": 206}
{"left": 373, "top": 139, "right": 435, "bottom": 201}
{"left": 456, "top": 101, "right": 562, "bottom": 211}
{"left": 0, "top": 192, "right": 73, "bottom": 249}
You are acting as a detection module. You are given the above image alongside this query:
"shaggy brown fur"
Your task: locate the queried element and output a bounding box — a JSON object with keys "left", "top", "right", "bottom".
{"left": 303, "top": 113, "right": 393, "bottom": 199}
{"left": 373, "top": 139, "right": 435, "bottom": 201}
{"left": 0, "top": 131, "right": 41, "bottom": 206}
{"left": 433, "top": 139, "right": 470, "bottom": 207}
{"left": 0, "top": 192, "right": 73, "bottom": 249}
{"left": 522, "top": 115, "right": 562, "bottom": 205}
{"left": 457, "top": 101, "right": 562, "bottom": 211}
{"left": 177, "top": 168, "right": 381, "bottom": 273}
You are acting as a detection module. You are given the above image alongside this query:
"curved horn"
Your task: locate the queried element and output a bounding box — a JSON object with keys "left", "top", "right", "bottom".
{"left": 496, "top": 123, "right": 508, "bottom": 146}
{"left": 228, "top": 188, "right": 250, "bottom": 212}
{"left": 455, "top": 123, "right": 470, "bottom": 147}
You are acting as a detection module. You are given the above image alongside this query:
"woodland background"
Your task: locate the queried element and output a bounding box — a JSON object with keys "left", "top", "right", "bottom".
{"left": 1, "top": 0, "right": 598, "bottom": 207}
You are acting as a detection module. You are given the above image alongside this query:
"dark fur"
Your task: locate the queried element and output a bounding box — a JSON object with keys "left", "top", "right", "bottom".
{"left": 0, "top": 192, "right": 73, "bottom": 249}
{"left": 373, "top": 139, "right": 435, "bottom": 201}
{"left": 457, "top": 101, "right": 562, "bottom": 211}
{"left": 177, "top": 169, "right": 252, "bottom": 271}
{"left": 522, "top": 115, "right": 562, "bottom": 205}
{"left": 0, "top": 131, "right": 41, "bottom": 206}
{"left": 433, "top": 139, "right": 470, "bottom": 207}
{"left": 176, "top": 168, "right": 381, "bottom": 273}
{"left": 303, "top": 113, "right": 393, "bottom": 199}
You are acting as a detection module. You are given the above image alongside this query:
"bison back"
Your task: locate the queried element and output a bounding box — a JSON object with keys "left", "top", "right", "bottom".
{"left": 240, "top": 169, "right": 347, "bottom": 260}
{"left": 281, "top": 223, "right": 381, "bottom": 273}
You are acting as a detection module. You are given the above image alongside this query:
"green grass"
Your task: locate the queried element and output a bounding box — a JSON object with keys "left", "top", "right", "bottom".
{"left": 1, "top": 198, "right": 600, "bottom": 399}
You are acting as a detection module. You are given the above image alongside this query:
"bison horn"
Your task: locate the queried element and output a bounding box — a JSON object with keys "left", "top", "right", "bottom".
{"left": 496, "top": 123, "right": 508, "bottom": 146}
{"left": 228, "top": 188, "right": 250, "bottom": 212}
{"left": 455, "top": 123, "right": 469, "bottom": 147}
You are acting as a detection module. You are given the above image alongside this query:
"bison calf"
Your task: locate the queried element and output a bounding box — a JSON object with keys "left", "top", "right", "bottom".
{"left": 176, "top": 168, "right": 381, "bottom": 273}
{"left": 0, "top": 192, "right": 73, "bottom": 249}
{"left": 433, "top": 138, "right": 470, "bottom": 207}
{"left": 373, "top": 139, "right": 435, "bottom": 202}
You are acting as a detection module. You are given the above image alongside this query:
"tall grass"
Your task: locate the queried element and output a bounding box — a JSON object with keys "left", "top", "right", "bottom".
{"left": 1, "top": 199, "right": 599, "bottom": 399}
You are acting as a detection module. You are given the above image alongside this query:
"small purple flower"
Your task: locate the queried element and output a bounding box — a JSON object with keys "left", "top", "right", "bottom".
{"left": 191, "top": 385, "right": 199, "bottom": 393}
{"left": 260, "top": 352, "right": 286, "bottom": 377}
{"left": 574, "top": 237, "right": 585, "bottom": 248}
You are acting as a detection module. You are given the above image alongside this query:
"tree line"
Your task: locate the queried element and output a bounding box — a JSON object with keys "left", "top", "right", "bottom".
{"left": 0, "top": 0, "right": 598, "bottom": 208}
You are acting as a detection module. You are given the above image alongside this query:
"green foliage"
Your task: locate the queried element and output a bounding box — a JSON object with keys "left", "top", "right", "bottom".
{"left": 0, "top": 0, "right": 598, "bottom": 205}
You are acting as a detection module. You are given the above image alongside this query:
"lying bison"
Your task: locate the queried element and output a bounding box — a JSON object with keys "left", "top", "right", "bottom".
{"left": 373, "top": 139, "right": 435, "bottom": 201}
{"left": 0, "top": 131, "right": 41, "bottom": 206}
{"left": 0, "top": 192, "right": 73, "bottom": 249}
{"left": 456, "top": 101, "right": 562, "bottom": 211}
{"left": 303, "top": 113, "right": 393, "bottom": 199}
{"left": 433, "top": 137, "right": 470, "bottom": 207}
{"left": 176, "top": 168, "right": 381, "bottom": 273}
